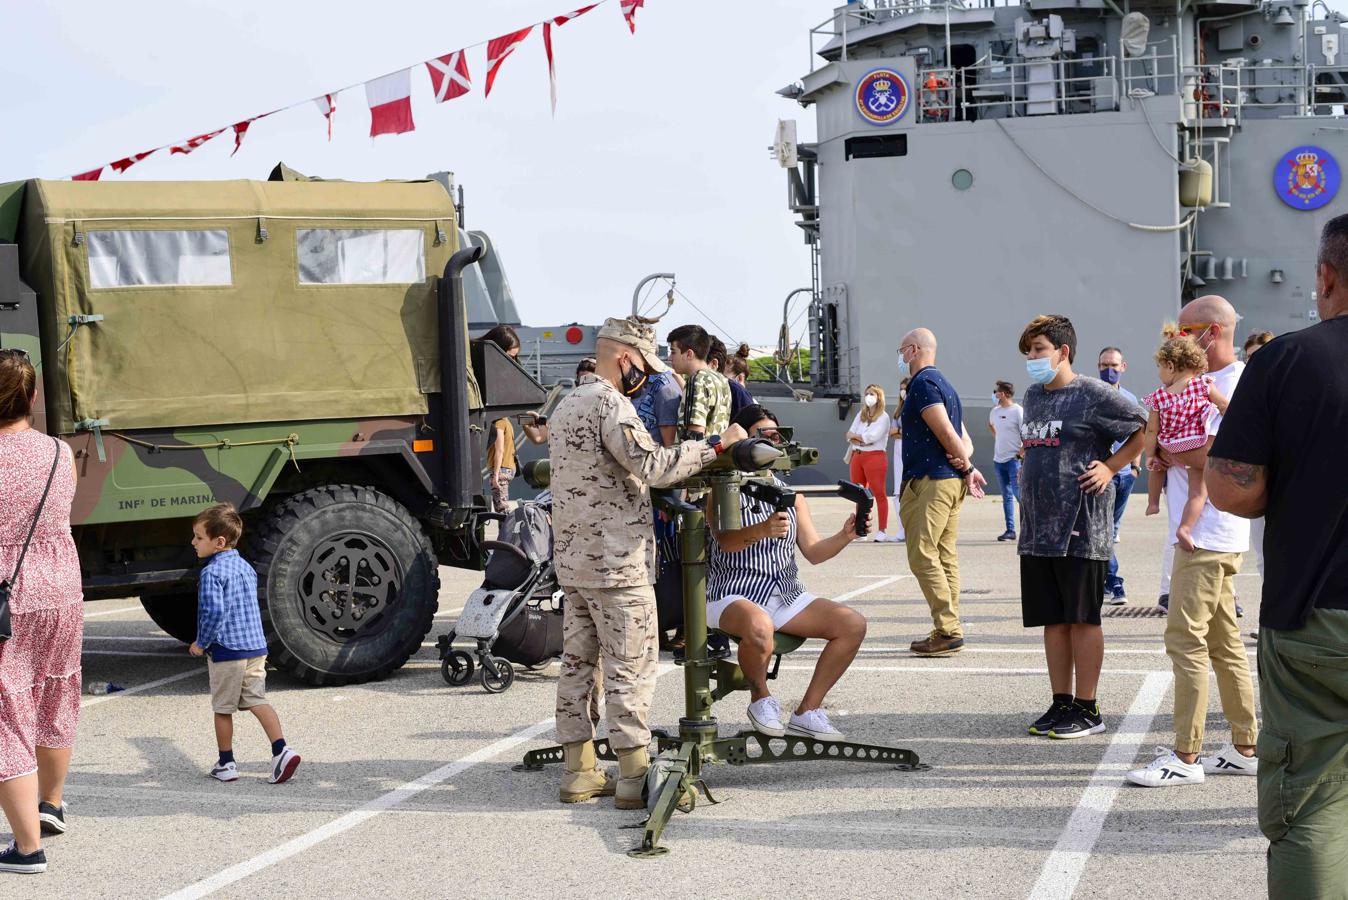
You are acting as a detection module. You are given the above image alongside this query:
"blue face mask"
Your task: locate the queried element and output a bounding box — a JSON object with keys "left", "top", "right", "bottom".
{"left": 1098, "top": 367, "right": 1121, "bottom": 386}
{"left": 1026, "top": 356, "right": 1058, "bottom": 385}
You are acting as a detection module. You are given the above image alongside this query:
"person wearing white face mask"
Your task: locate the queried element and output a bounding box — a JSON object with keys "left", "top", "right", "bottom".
{"left": 845, "top": 384, "right": 893, "bottom": 539}
{"left": 888, "top": 377, "right": 910, "bottom": 542}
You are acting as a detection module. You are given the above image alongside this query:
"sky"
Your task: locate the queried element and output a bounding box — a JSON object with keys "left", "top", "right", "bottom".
{"left": 0, "top": 0, "right": 830, "bottom": 348}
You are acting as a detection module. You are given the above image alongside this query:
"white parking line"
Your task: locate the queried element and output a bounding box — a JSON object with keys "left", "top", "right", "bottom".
{"left": 780, "top": 664, "right": 1167, "bottom": 677}
{"left": 1027, "top": 671, "right": 1173, "bottom": 900}
{"left": 83, "top": 604, "right": 146, "bottom": 618}
{"left": 833, "top": 575, "right": 908, "bottom": 603}
{"left": 80, "top": 668, "right": 204, "bottom": 709}
{"left": 160, "top": 717, "right": 555, "bottom": 899}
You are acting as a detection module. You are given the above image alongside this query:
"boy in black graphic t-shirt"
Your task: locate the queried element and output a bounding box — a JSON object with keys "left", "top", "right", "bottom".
{"left": 1016, "top": 316, "right": 1147, "bottom": 739}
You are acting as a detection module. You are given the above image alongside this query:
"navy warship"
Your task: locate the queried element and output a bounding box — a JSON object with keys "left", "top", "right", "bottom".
{"left": 755, "top": 0, "right": 1345, "bottom": 483}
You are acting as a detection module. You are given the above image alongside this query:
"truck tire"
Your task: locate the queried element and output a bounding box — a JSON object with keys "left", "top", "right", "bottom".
{"left": 249, "top": 484, "right": 439, "bottom": 686}
{"left": 139, "top": 592, "right": 199, "bottom": 644}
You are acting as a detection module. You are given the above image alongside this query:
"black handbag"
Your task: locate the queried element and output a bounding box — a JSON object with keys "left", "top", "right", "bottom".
{"left": 0, "top": 437, "right": 62, "bottom": 643}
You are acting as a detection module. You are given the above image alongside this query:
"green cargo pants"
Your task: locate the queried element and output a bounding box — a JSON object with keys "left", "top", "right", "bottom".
{"left": 1256, "top": 608, "right": 1348, "bottom": 900}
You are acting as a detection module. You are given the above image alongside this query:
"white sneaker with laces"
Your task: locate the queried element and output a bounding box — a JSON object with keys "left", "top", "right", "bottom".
{"left": 786, "top": 708, "right": 844, "bottom": 742}
{"left": 210, "top": 761, "right": 239, "bottom": 782}
{"left": 1125, "top": 747, "right": 1205, "bottom": 787}
{"left": 747, "top": 697, "right": 786, "bottom": 737}
{"left": 269, "top": 747, "right": 302, "bottom": 784}
{"left": 1202, "top": 744, "right": 1258, "bottom": 776}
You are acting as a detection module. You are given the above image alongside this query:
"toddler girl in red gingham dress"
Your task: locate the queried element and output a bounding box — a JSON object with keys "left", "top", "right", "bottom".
{"left": 1141, "top": 328, "right": 1230, "bottom": 551}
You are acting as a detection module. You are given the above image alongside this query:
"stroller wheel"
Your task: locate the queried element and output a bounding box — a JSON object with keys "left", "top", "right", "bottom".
{"left": 481, "top": 657, "right": 516, "bottom": 693}
{"left": 441, "top": 650, "right": 475, "bottom": 686}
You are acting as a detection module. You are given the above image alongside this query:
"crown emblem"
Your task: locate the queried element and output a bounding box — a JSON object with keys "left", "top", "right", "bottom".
{"left": 873, "top": 79, "right": 892, "bottom": 91}
{"left": 1296, "top": 151, "right": 1320, "bottom": 165}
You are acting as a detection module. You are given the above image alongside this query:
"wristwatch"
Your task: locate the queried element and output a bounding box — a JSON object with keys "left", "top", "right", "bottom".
{"left": 706, "top": 434, "right": 726, "bottom": 455}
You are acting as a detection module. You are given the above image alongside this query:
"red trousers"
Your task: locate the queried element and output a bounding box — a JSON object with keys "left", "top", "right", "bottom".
{"left": 849, "top": 450, "right": 889, "bottom": 532}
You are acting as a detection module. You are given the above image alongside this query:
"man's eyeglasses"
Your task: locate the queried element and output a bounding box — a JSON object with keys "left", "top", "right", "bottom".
{"left": 1176, "top": 323, "right": 1217, "bottom": 337}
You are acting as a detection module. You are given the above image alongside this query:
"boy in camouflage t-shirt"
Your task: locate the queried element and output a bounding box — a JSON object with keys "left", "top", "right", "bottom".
{"left": 667, "top": 324, "right": 732, "bottom": 440}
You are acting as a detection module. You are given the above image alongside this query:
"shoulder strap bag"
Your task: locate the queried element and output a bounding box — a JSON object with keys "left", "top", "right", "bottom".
{"left": 0, "top": 437, "right": 62, "bottom": 642}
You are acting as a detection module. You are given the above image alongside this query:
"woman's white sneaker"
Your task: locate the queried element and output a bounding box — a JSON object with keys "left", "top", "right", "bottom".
{"left": 786, "top": 708, "right": 844, "bottom": 742}
{"left": 1201, "top": 745, "right": 1258, "bottom": 776}
{"left": 747, "top": 697, "right": 786, "bottom": 737}
{"left": 1125, "top": 747, "right": 1205, "bottom": 787}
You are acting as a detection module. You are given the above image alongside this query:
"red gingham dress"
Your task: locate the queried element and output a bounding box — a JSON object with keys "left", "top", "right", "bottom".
{"left": 0, "top": 429, "right": 83, "bottom": 781}
{"left": 1142, "top": 375, "right": 1214, "bottom": 454}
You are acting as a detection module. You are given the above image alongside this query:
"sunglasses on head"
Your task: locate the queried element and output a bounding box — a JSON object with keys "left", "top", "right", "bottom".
{"left": 0, "top": 347, "right": 32, "bottom": 363}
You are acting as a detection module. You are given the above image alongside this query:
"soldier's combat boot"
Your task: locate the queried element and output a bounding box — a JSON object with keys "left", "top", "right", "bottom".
{"left": 614, "top": 746, "right": 651, "bottom": 810}
{"left": 559, "top": 741, "right": 616, "bottom": 803}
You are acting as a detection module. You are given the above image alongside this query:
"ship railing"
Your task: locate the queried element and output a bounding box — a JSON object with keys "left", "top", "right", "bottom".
{"left": 1119, "top": 38, "right": 1182, "bottom": 100}
{"left": 808, "top": 0, "right": 1019, "bottom": 73}
{"left": 958, "top": 54, "right": 1119, "bottom": 117}
{"left": 1200, "top": 63, "right": 1320, "bottom": 119}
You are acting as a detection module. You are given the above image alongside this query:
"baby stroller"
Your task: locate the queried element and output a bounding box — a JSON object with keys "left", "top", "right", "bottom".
{"left": 437, "top": 497, "right": 565, "bottom": 694}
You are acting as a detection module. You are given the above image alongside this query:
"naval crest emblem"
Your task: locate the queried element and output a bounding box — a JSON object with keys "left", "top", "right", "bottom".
{"left": 855, "top": 68, "right": 910, "bottom": 126}
{"left": 1274, "top": 145, "right": 1340, "bottom": 210}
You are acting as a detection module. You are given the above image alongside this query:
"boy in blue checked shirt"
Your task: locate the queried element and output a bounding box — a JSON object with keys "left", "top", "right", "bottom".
{"left": 189, "top": 503, "right": 301, "bottom": 784}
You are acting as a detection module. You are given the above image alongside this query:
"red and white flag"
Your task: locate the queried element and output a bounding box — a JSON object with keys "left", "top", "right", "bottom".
{"left": 110, "top": 150, "right": 155, "bottom": 174}
{"left": 72, "top": 167, "right": 103, "bottom": 182}
{"left": 485, "top": 26, "right": 534, "bottom": 97}
{"left": 544, "top": 6, "right": 595, "bottom": 115}
{"left": 230, "top": 118, "right": 260, "bottom": 156}
{"left": 365, "top": 69, "right": 415, "bottom": 137}
{"left": 315, "top": 93, "right": 337, "bottom": 140}
{"left": 170, "top": 128, "right": 225, "bottom": 155}
{"left": 426, "top": 51, "right": 471, "bottom": 103}
{"left": 621, "top": 0, "right": 644, "bottom": 33}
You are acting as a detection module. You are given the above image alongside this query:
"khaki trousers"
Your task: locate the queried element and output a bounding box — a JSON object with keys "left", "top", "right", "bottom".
{"left": 899, "top": 476, "right": 965, "bottom": 638}
{"left": 554, "top": 584, "right": 658, "bottom": 751}
{"left": 1164, "top": 548, "right": 1258, "bottom": 754}
{"left": 1258, "top": 609, "right": 1348, "bottom": 900}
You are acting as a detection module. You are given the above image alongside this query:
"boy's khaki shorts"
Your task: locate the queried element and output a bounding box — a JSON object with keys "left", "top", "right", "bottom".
{"left": 207, "top": 655, "right": 268, "bottom": 714}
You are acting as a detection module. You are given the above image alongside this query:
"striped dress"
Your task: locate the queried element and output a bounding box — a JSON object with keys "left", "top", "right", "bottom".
{"left": 707, "top": 476, "right": 806, "bottom": 607}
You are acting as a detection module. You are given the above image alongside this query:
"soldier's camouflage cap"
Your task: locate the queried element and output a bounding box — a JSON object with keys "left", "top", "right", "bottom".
{"left": 596, "top": 317, "right": 669, "bottom": 374}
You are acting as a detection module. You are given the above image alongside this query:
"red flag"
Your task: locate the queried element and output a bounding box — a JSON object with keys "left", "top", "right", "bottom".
{"left": 231, "top": 119, "right": 257, "bottom": 156}
{"left": 621, "top": 0, "right": 644, "bottom": 33}
{"left": 485, "top": 26, "right": 534, "bottom": 97}
{"left": 170, "top": 128, "right": 225, "bottom": 155}
{"left": 426, "top": 51, "right": 471, "bottom": 103}
{"left": 110, "top": 151, "right": 155, "bottom": 174}
{"left": 552, "top": 4, "right": 597, "bottom": 25}
{"left": 365, "top": 69, "right": 415, "bottom": 137}
{"left": 72, "top": 167, "right": 103, "bottom": 182}
{"left": 544, "top": 6, "right": 594, "bottom": 115}
{"left": 315, "top": 94, "right": 337, "bottom": 140}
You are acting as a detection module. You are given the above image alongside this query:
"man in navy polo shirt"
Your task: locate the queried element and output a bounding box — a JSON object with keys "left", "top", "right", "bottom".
{"left": 896, "top": 328, "right": 986, "bottom": 656}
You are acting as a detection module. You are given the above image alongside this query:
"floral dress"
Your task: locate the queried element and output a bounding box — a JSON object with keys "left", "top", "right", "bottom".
{"left": 0, "top": 429, "right": 83, "bottom": 781}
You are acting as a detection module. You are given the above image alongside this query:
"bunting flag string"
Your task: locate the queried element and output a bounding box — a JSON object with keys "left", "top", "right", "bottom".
{"left": 65, "top": 0, "right": 650, "bottom": 180}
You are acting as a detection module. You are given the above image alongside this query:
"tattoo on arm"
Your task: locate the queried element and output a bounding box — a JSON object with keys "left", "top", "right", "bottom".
{"left": 1210, "top": 457, "right": 1265, "bottom": 488}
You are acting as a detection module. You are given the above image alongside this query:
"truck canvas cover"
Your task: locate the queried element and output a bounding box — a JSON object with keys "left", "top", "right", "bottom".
{"left": 17, "top": 176, "right": 473, "bottom": 433}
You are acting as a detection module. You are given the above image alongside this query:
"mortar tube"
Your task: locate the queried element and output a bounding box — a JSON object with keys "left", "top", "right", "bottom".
{"left": 438, "top": 244, "right": 485, "bottom": 507}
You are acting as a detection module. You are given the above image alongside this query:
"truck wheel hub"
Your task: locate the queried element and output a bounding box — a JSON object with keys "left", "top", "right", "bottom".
{"left": 298, "top": 531, "right": 403, "bottom": 642}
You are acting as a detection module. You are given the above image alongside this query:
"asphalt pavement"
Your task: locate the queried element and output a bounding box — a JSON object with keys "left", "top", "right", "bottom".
{"left": 17, "top": 495, "right": 1266, "bottom": 899}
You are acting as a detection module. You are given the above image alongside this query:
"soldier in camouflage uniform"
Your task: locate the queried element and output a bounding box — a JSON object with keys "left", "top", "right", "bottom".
{"left": 549, "top": 317, "right": 746, "bottom": 807}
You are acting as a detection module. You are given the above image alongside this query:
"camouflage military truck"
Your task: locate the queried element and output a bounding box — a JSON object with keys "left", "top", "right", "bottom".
{"left": 0, "top": 166, "right": 545, "bottom": 684}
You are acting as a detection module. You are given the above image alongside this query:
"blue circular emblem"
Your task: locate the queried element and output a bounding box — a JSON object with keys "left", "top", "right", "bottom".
{"left": 1274, "top": 145, "right": 1340, "bottom": 210}
{"left": 855, "top": 68, "right": 910, "bottom": 126}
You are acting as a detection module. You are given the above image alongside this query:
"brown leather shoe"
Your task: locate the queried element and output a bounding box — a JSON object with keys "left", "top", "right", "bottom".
{"left": 910, "top": 633, "right": 965, "bottom": 656}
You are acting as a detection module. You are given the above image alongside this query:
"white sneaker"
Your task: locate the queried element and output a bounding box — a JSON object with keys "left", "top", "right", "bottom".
{"left": 747, "top": 697, "right": 786, "bottom": 737}
{"left": 874, "top": 531, "right": 891, "bottom": 542}
{"left": 210, "top": 761, "right": 239, "bottom": 782}
{"left": 1202, "top": 744, "right": 1258, "bottom": 776}
{"left": 786, "top": 708, "right": 844, "bottom": 742}
{"left": 1125, "top": 747, "right": 1205, "bottom": 787}
{"left": 268, "top": 747, "right": 302, "bottom": 784}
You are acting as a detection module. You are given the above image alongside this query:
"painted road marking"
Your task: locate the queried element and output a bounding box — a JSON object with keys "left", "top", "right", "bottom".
{"left": 780, "top": 664, "right": 1171, "bottom": 677}
{"left": 834, "top": 574, "right": 909, "bottom": 603}
{"left": 160, "top": 718, "right": 556, "bottom": 900}
{"left": 80, "top": 668, "right": 204, "bottom": 709}
{"left": 83, "top": 604, "right": 147, "bottom": 618}
{"left": 1027, "top": 671, "right": 1173, "bottom": 900}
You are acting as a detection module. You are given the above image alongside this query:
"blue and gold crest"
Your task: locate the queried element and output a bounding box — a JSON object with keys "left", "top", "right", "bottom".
{"left": 855, "top": 68, "right": 910, "bottom": 126}
{"left": 1274, "top": 145, "right": 1340, "bottom": 210}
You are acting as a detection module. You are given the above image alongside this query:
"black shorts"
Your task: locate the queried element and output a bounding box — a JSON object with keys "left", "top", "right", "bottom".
{"left": 1019, "top": 555, "right": 1108, "bottom": 627}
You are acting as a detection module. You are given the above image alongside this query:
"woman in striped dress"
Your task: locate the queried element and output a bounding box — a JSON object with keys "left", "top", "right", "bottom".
{"left": 706, "top": 405, "right": 871, "bottom": 742}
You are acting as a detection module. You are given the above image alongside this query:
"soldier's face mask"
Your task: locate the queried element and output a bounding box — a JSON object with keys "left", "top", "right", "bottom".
{"left": 619, "top": 355, "right": 648, "bottom": 396}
